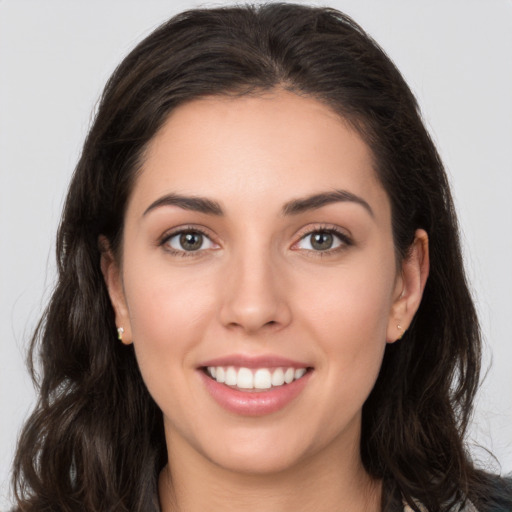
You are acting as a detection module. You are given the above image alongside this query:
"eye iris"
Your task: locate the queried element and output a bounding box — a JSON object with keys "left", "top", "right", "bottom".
{"left": 311, "top": 231, "right": 333, "bottom": 250}
{"left": 179, "top": 232, "right": 203, "bottom": 251}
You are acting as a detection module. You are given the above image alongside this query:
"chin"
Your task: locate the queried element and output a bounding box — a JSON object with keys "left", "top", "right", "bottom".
{"left": 194, "top": 422, "right": 324, "bottom": 476}
{"left": 208, "top": 446, "right": 306, "bottom": 476}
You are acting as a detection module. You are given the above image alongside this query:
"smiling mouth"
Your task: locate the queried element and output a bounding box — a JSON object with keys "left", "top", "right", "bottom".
{"left": 202, "top": 366, "right": 312, "bottom": 391}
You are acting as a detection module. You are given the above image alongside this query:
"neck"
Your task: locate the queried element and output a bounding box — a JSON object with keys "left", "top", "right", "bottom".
{"left": 158, "top": 431, "right": 381, "bottom": 512}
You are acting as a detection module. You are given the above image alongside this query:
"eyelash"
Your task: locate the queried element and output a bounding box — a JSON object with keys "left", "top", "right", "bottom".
{"left": 293, "top": 225, "right": 353, "bottom": 256}
{"left": 159, "top": 225, "right": 353, "bottom": 257}
{"left": 160, "top": 226, "right": 217, "bottom": 257}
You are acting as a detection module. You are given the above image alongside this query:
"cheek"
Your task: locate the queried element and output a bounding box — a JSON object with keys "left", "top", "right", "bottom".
{"left": 121, "top": 259, "right": 217, "bottom": 393}
{"left": 124, "top": 253, "right": 216, "bottom": 337}
{"left": 294, "top": 256, "right": 396, "bottom": 383}
{"left": 122, "top": 280, "right": 214, "bottom": 433}
{"left": 300, "top": 259, "right": 395, "bottom": 337}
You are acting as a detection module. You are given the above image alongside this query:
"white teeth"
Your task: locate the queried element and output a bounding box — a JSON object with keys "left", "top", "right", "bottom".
{"left": 254, "top": 369, "right": 272, "bottom": 389}
{"left": 271, "top": 368, "right": 285, "bottom": 386}
{"left": 225, "top": 366, "right": 237, "bottom": 386}
{"left": 215, "top": 366, "right": 225, "bottom": 383}
{"left": 237, "top": 367, "right": 254, "bottom": 389}
{"left": 294, "top": 368, "right": 306, "bottom": 379}
{"left": 206, "top": 365, "right": 308, "bottom": 390}
{"left": 284, "top": 367, "right": 295, "bottom": 384}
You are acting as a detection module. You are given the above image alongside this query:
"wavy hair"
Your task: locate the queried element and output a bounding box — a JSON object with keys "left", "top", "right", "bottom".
{"left": 12, "top": 4, "right": 511, "bottom": 511}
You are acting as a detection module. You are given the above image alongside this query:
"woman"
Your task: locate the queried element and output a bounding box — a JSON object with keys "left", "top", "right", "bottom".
{"left": 11, "top": 4, "right": 511, "bottom": 511}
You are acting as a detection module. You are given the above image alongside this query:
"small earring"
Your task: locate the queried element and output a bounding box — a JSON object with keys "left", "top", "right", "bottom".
{"left": 397, "top": 324, "right": 406, "bottom": 340}
{"left": 117, "top": 327, "right": 124, "bottom": 341}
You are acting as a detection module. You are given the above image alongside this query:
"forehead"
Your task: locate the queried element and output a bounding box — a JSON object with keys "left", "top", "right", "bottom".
{"left": 130, "top": 90, "right": 388, "bottom": 218}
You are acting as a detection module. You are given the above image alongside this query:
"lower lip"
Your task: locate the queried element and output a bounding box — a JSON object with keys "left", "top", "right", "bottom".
{"left": 199, "top": 370, "right": 312, "bottom": 416}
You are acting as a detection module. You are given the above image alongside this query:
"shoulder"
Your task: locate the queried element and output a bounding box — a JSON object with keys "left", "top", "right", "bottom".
{"left": 402, "top": 475, "right": 512, "bottom": 511}
{"left": 474, "top": 474, "right": 512, "bottom": 512}
{"left": 403, "top": 500, "right": 478, "bottom": 511}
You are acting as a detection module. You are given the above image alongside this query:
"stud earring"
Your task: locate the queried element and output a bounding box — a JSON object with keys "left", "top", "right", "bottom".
{"left": 117, "top": 327, "right": 124, "bottom": 341}
{"left": 397, "top": 324, "right": 406, "bottom": 340}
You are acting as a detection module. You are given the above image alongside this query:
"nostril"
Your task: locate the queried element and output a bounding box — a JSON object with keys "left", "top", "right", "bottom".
{"left": 219, "top": 289, "right": 292, "bottom": 333}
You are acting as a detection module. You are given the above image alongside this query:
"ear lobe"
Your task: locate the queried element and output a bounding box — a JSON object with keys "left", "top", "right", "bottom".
{"left": 386, "top": 229, "right": 429, "bottom": 343}
{"left": 99, "top": 236, "right": 133, "bottom": 345}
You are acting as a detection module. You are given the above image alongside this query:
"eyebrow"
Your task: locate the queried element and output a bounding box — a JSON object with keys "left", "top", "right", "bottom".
{"left": 282, "top": 189, "right": 374, "bottom": 217}
{"left": 143, "top": 193, "right": 224, "bottom": 216}
{"left": 142, "top": 189, "right": 373, "bottom": 218}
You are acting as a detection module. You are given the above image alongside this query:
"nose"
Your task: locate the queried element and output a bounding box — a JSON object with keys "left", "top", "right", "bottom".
{"left": 218, "top": 246, "right": 292, "bottom": 334}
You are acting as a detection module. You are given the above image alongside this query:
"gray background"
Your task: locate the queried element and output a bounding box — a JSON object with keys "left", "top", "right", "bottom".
{"left": 1, "top": 0, "right": 511, "bottom": 508}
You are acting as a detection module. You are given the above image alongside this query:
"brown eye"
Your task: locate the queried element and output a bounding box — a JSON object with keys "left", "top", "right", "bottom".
{"left": 166, "top": 230, "right": 216, "bottom": 252}
{"left": 295, "top": 229, "right": 348, "bottom": 252}
{"left": 179, "top": 232, "right": 203, "bottom": 251}
{"left": 310, "top": 232, "right": 334, "bottom": 250}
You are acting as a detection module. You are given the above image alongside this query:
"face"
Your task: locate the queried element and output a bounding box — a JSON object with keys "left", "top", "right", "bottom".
{"left": 103, "top": 90, "right": 428, "bottom": 476}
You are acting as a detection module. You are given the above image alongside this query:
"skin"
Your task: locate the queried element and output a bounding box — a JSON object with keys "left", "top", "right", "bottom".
{"left": 102, "top": 90, "right": 429, "bottom": 512}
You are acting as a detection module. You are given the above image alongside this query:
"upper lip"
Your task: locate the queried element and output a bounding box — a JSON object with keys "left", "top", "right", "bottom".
{"left": 199, "top": 354, "right": 312, "bottom": 369}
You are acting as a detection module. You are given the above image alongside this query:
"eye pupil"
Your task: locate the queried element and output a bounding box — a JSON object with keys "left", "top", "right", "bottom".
{"left": 311, "top": 231, "right": 333, "bottom": 250}
{"left": 180, "top": 232, "right": 203, "bottom": 251}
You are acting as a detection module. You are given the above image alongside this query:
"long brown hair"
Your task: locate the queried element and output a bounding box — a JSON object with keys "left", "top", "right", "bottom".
{"left": 12, "top": 4, "right": 511, "bottom": 511}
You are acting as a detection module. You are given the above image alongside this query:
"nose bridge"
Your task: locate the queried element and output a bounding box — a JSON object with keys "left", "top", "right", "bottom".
{"left": 219, "top": 233, "right": 291, "bottom": 332}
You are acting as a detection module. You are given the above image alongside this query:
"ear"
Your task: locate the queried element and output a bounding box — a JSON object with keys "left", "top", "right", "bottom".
{"left": 99, "top": 236, "right": 133, "bottom": 345}
{"left": 386, "top": 229, "right": 429, "bottom": 343}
